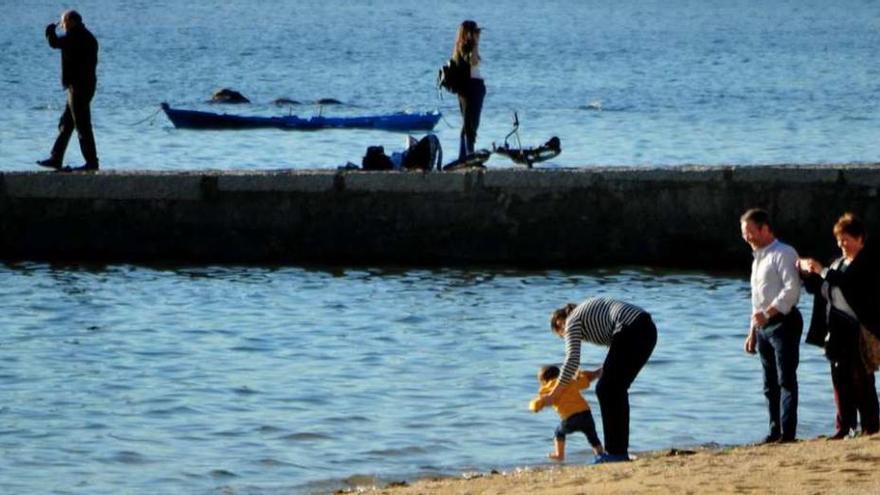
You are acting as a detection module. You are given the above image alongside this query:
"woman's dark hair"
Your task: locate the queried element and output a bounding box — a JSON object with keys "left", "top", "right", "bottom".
{"left": 550, "top": 303, "right": 578, "bottom": 332}
{"left": 539, "top": 365, "right": 560, "bottom": 383}
{"left": 833, "top": 212, "right": 866, "bottom": 240}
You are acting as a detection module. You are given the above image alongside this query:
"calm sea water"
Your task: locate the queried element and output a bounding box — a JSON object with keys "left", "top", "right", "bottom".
{"left": 1, "top": 0, "right": 878, "bottom": 171}
{"left": 1, "top": 262, "right": 834, "bottom": 494}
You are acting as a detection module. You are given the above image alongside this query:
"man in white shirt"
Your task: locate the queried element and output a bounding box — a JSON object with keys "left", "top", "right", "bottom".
{"left": 741, "top": 208, "right": 803, "bottom": 443}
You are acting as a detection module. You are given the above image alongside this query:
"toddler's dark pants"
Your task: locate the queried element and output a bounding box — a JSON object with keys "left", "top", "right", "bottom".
{"left": 555, "top": 409, "right": 602, "bottom": 448}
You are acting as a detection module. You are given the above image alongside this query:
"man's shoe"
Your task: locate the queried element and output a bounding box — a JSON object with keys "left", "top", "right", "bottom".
{"left": 777, "top": 437, "right": 797, "bottom": 444}
{"left": 61, "top": 164, "right": 99, "bottom": 173}
{"left": 36, "top": 158, "right": 62, "bottom": 170}
{"left": 759, "top": 434, "right": 781, "bottom": 445}
{"left": 592, "top": 453, "right": 630, "bottom": 464}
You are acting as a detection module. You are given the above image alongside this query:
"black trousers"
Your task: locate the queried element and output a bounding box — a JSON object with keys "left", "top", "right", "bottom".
{"left": 51, "top": 84, "right": 99, "bottom": 166}
{"left": 595, "top": 313, "right": 657, "bottom": 456}
{"left": 832, "top": 360, "right": 880, "bottom": 434}
{"left": 829, "top": 316, "right": 880, "bottom": 435}
{"left": 457, "top": 78, "right": 485, "bottom": 161}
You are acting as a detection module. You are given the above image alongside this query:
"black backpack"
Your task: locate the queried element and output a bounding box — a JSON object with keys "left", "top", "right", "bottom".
{"left": 438, "top": 57, "right": 470, "bottom": 95}
{"left": 361, "top": 146, "right": 394, "bottom": 171}
{"left": 402, "top": 134, "right": 443, "bottom": 171}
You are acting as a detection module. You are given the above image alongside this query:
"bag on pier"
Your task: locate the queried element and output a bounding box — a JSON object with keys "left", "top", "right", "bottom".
{"left": 402, "top": 134, "right": 442, "bottom": 171}
{"left": 362, "top": 146, "right": 394, "bottom": 171}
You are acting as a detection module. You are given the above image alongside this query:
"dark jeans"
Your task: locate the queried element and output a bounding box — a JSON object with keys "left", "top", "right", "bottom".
{"left": 457, "top": 78, "right": 485, "bottom": 161}
{"left": 829, "top": 315, "right": 880, "bottom": 434}
{"left": 595, "top": 313, "right": 657, "bottom": 456}
{"left": 51, "top": 84, "right": 99, "bottom": 166}
{"left": 555, "top": 409, "right": 602, "bottom": 448}
{"left": 755, "top": 308, "right": 802, "bottom": 441}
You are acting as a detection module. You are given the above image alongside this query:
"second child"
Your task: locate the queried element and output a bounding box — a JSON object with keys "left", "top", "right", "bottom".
{"left": 530, "top": 365, "right": 605, "bottom": 461}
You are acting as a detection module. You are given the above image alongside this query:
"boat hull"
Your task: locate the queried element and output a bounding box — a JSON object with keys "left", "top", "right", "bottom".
{"left": 160, "top": 103, "right": 441, "bottom": 131}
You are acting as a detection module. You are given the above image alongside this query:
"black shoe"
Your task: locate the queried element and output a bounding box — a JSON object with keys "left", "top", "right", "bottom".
{"left": 827, "top": 430, "right": 849, "bottom": 441}
{"left": 61, "top": 164, "right": 99, "bottom": 173}
{"left": 777, "top": 437, "right": 797, "bottom": 444}
{"left": 36, "top": 158, "right": 62, "bottom": 170}
{"left": 759, "top": 434, "right": 781, "bottom": 445}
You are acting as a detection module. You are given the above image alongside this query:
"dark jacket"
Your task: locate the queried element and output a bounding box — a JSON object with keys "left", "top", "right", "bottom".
{"left": 46, "top": 23, "right": 98, "bottom": 90}
{"left": 803, "top": 244, "right": 880, "bottom": 347}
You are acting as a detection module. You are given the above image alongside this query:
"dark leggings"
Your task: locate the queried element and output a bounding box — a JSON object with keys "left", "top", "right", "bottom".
{"left": 457, "top": 78, "right": 486, "bottom": 161}
{"left": 595, "top": 313, "right": 657, "bottom": 456}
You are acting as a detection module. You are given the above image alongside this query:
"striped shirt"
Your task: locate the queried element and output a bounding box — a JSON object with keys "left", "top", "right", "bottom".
{"left": 559, "top": 297, "right": 647, "bottom": 386}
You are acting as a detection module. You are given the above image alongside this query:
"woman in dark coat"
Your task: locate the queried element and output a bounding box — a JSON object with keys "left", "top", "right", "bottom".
{"left": 798, "top": 212, "right": 880, "bottom": 438}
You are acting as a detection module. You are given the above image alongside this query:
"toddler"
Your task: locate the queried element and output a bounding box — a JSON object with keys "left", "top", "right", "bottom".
{"left": 530, "top": 365, "right": 604, "bottom": 461}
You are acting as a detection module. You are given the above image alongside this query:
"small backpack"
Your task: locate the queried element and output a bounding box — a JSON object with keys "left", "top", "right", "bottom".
{"left": 438, "top": 57, "right": 470, "bottom": 95}
{"left": 361, "top": 146, "right": 394, "bottom": 171}
{"left": 402, "top": 134, "right": 443, "bottom": 171}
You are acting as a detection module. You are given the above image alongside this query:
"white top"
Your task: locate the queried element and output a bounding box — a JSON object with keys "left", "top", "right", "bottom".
{"left": 750, "top": 239, "right": 801, "bottom": 315}
{"left": 470, "top": 63, "right": 482, "bottom": 80}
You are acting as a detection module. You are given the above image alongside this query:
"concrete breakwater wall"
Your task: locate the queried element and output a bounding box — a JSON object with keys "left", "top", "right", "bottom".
{"left": 1, "top": 165, "right": 879, "bottom": 269}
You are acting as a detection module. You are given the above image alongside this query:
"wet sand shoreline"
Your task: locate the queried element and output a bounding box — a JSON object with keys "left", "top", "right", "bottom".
{"left": 351, "top": 434, "right": 880, "bottom": 495}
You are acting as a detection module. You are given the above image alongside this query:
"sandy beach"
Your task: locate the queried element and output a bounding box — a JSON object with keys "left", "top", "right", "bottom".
{"left": 361, "top": 434, "right": 880, "bottom": 495}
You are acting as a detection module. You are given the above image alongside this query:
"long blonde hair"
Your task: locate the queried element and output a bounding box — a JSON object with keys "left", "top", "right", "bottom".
{"left": 452, "top": 20, "right": 481, "bottom": 66}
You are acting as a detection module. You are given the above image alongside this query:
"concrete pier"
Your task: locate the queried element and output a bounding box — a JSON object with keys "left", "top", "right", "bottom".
{"left": 1, "top": 165, "right": 879, "bottom": 268}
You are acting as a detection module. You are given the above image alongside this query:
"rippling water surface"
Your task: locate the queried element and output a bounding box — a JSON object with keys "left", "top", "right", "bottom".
{"left": 1, "top": 263, "right": 832, "bottom": 494}
{"left": 2, "top": 0, "right": 878, "bottom": 170}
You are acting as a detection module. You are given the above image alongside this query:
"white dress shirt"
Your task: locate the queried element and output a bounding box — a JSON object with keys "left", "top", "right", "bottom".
{"left": 751, "top": 239, "right": 801, "bottom": 315}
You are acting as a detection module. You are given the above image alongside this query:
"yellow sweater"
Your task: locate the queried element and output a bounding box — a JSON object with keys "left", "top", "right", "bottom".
{"left": 530, "top": 372, "right": 592, "bottom": 420}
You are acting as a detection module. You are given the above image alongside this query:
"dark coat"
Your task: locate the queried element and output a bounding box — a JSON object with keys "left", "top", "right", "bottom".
{"left": 46, "top": 23, "right": 98, "bottom": 90}
{"left": 803, "top": 244, "right": 880, "bottom": 347}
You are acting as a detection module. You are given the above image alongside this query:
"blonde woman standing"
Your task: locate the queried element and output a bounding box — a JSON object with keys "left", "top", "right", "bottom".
{"left": 451, "top": 20, "right": 486, "bottom": 161}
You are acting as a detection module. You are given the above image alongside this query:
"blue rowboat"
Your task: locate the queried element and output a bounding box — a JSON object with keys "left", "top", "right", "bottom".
{"left": 160, "top": 103, "right": 441, "bottom": 131}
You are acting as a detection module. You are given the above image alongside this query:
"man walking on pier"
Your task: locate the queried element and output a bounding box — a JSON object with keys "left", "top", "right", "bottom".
{"left": 740, "top": 208, "right": 803, "bottom": 444}
{"left": 37, "top": 10, "right": 100, "bottom": 172}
